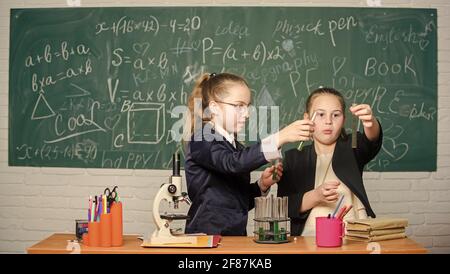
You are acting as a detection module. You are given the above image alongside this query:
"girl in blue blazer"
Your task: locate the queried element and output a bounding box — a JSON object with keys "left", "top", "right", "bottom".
{"left": 184, "top": 72, "right": 313, "bottom": 236}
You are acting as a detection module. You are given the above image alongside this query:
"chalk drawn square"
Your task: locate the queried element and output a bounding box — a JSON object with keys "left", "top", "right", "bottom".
{"left": 127, "top": 102, "right": 165, "bottom": 144}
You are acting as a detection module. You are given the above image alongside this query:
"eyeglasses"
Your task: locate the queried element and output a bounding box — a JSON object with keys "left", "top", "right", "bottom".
{"left": 313, "top": 111, "right": 344, "bottom": 121}
{"left": 215, "top": 100, "right": 250, "bottom": 115}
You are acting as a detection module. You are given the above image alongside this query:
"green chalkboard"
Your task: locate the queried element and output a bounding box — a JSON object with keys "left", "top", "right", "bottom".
{"left": 9, "top": 7, "right": 437, "bottom": 171}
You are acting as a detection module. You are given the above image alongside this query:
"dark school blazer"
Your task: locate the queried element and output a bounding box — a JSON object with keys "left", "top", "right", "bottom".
{"left": 277, "top": 124, "right": 383, "bottom": 236}
{"left": 184, "top": 123, "right": 269, "bottom": 236}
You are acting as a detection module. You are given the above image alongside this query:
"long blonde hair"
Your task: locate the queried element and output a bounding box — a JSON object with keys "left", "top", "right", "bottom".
{"left": 184, "top": 72, "right": 249, "bottom": 139}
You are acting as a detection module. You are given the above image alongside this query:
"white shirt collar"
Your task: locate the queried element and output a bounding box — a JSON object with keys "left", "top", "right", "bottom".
{"left": 210, "top": 122, "right": 236, "bottom": 148}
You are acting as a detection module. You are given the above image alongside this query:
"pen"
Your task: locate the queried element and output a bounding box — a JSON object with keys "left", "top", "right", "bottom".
{"left": 98, "top": 195, "right": 103, "bottom": 220}
{"left": 96, "top": 196, "right": 100, "bottom": 222}
{"left": 88, "top": 196, "right": 92, "bottom": 222}
{"left": 91, "top": 199, "right": 95, "bottom": 223}
{"left": 336, "top": 205, "right": 347, "bottom": 220}
{"left": 341, "top": 205, "right": 353, "bottom": 220}
{"left": 94, "top": 195, "right": 98, "bottom": 222}
{"left": 331, "top": 195, "right": 345, "bottom": 218}
{"left": 104, "top": 194, "right": 107, "bottom": 214}
{"left": 297, "top": 112, "right": 317, "bottom": 151}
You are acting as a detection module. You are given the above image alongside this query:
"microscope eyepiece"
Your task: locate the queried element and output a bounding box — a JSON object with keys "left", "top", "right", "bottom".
{"left": 172, "top": 153, "right": 180, "bottom": 176}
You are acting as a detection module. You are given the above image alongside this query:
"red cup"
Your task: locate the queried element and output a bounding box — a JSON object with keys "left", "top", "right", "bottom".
{"left": 315, "top": 217, "right": 345, "bottom": 247}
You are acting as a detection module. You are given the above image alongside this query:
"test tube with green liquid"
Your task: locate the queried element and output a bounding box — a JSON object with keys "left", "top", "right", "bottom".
{"left": 271, "top": 159, "right": 280, "bottom": 181}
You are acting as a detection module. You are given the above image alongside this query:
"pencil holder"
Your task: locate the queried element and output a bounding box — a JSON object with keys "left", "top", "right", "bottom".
{"left": 315, "top": 217, "right": 345, "bottom": 247}
{"left": 87, "top": 221, "right": 101, "bottom": 247}
{"left": 100, "top": 213, "right": 112, "bottom": 247}
{"left": 75, "top": 219, "right": 88, "bottom": 240}
{"left": 111, "top": 202, "right": 123, "bottom": 246}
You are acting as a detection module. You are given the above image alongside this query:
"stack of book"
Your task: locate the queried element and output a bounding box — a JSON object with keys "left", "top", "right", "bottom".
{"left": 345, "top": 218, "right": 408, "bottom": 242}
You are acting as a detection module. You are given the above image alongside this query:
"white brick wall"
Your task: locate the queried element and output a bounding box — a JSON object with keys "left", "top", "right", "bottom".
{"left": 0, "top": 0, "right": 449, "bottom": 254}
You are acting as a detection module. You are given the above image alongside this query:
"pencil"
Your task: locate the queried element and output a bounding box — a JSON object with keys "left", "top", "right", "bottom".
{"left": 341, "top": 204, "right": 353, "bottom": 220}
{"left": 103, "top": 195, "right": 107, "bottom": 214}
{"left": 88, "top": 196, "right": 92, "bottom": 222}
{"left": 336, "top": 205, "right": 347, "bottom": 220}
{"left": 331, "top": 195, "right": 345, "bottom": 218}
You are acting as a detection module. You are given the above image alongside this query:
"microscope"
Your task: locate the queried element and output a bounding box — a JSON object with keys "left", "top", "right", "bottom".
{"left": 142, "top": 153, "right": 198, "bottom": 246}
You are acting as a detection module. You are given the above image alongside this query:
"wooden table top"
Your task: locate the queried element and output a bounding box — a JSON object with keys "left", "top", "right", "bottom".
{"left": 27, "top": 233, "right": 428, "bottom": 254}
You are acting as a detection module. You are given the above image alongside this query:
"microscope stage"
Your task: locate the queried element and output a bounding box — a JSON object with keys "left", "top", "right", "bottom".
{"left": 160, "top": 213, "right": 190, "bottom": 220}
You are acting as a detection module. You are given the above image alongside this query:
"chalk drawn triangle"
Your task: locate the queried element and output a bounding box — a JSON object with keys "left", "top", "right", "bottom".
{"left": 66, "top": 83, "right": 91, "bottom": 98}
{"left": 31, "top": 93, "right": 56, "bottom": 120}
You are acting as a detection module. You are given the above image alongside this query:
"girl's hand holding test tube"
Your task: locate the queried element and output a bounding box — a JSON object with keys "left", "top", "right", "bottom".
{"left": 269, "top": 115, "right": 315, "bottom": 181}
{"left": 349, "top": 103, "right": 380, "bottom": 142}
{"left": 271, "top": 159, "right": 281, "bottom": 181}
{"left": 349, "top": 104, "right": 376, "bottom": 128}
{"left": 276, "top": 118, "right": 315, "bottom": 148}
{"left": 297, "top": 112, "right": 317, "bottom": 150}
{"left": 260, "top": 162, "right": 284, "bottom": 192}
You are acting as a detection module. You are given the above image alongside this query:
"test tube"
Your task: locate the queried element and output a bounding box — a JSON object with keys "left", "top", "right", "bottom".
{"left": 272, "top": 159, "right": 279, "bottom": 181}
{"left": 269, "top": 195, "right": 273, "bottom": 219}
{"left": 297, "top": 111, "right": 317, "bottom": 151}
{"left": 352, "top": 103, "right": 357, "bottom": 149}
{"left": 262, "top": 197, "right": 267, "bottom": 239}
{"left": 283, "top": 197, "right": 288, "bottom": 218}
{"left": 255, "top": 198, "right": 264, "bottom": 241}
{"left": 264, "top": 196, "right": 272, "bottom": 241}
{"left": 255, "top": 197, "right": 259, "bottom": 219}
{"left": 278, "top": 197, "right": 283, "bottom": 219}
{"left": 274, "top": 197, "right": 279, "bottom": 241}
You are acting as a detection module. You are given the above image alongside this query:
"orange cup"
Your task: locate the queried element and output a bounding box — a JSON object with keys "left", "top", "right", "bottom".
{"left": 100, "top": 213, "right": 112, "bottom": 247}
{"left": 111, "top": 202, "right": 123, "bottom": 246}
{"left": 87, "top": 222, "right": 101, "bottom": 247}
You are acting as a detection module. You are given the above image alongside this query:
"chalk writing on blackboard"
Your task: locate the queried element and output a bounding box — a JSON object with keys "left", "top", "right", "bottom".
{"left": 9, "top": 7, "right": 437, "bottom": 171}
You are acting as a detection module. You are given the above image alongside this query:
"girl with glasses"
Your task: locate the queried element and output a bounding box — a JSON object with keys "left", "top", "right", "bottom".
{"left": 184, "top": 72, "right": 314, "bottom": 236}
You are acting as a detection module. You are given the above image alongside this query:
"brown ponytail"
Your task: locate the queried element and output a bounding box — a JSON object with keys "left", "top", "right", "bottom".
{"left": 184, "top": 72, "right": 249, "bottom": 140}
{"left": 186, "top": 73, "right": 211, "bottom": 135}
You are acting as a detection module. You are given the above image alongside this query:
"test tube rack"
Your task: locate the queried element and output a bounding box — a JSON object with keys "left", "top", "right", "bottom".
{"left": 253, "top": 195, "right": 290, "bottom": 244}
